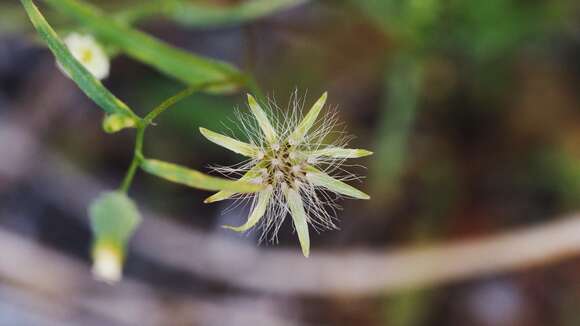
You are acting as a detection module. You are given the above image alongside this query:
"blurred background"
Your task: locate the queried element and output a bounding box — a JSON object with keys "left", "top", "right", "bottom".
{"left": 2, "top": 0, "right": 580, "bottom": 325}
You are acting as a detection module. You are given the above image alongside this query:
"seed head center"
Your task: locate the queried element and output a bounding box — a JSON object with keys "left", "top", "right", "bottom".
{"left": 263, "top": 144, "right": 305, "bottom": 187}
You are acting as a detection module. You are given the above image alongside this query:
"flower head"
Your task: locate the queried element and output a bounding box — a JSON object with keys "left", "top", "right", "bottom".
{"left": 200, "top": 92, "right": 372, "bottom": 257}
{"left": 58, "top": 33, "right": 110, "bottom": 80}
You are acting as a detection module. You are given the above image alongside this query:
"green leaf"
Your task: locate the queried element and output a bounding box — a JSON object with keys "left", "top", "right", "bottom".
{"left": 89, "top": 191, "right": 141, "bottom": 282}
{"left": 115, "top": 0, "right": 309, "bottom": 28}
{"left": 169, "top": 0, "right": 309, "bottom": 28}
{"left": 284, "top": 187, "right": 310, "bottom": 257}
{"left": 199, "top": 127, "right": 259, "bottom": 157}
{"left": 44, "top": 0, "right": 244, "bottom": 92}
{"left": 20, "top": 0, "right": 138, "bottom": 120}
{"left": 222, "top": 186, "right": 272, "bottom": 232}
{"left": 305, "top": 166, "right": 370, "bottom": 200}
{"left": 141, "top": 158, "right": 264, "bottom": 192}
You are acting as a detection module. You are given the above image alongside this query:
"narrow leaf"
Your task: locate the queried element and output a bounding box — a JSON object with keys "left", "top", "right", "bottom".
{"left": 305, "top": 166, "right": 370, "bottom": 200}
{"left": 117, "top": 0, "right": 309, "bottom": 28}
{"left": 141, "top": 159, "right": 263, "bottom": 192}
{"left": 170, "top": 0, "right": 309, "bottom": 28}
{"left": 247, "top": 94, "right": 278, "bottom": 144}
{"left": 284, "top": 187, "right": 310, "bottom": 257}
{"left": 20, "top": 0, "right": 138, "bottom": 120}
{"left": 44, "top": 0, "right": 244, "bottom": 92}
{"left": 289, "top": 92, "right": 327, "bottom": 144}
{"left": 223, "top": 187, "right": 272, "bottom": 232}
{"left": 200, "top": 127, "right": 258, "bottom": 157}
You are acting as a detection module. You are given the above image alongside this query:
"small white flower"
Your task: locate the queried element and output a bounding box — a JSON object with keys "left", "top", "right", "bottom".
{"left": 58, "top": 33, "right": 110, "bottom": 80}
{"left": 200, "top": 92, "right": 372, "bottom": 257}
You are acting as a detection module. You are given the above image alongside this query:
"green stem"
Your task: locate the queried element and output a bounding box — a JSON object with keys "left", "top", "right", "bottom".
{"left": 119, "top": 121, "right": 145, "bottom": 193}
{"left": 118, "top": 82, "right": 225, "bottom": 193}
{"left": 143, "top": 83, "right": 214, "bottom": 125}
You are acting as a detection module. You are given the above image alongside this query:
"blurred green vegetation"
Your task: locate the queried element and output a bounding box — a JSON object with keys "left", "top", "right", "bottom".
{"left": 351, "top": 0, "right": 578, "bottom": 207}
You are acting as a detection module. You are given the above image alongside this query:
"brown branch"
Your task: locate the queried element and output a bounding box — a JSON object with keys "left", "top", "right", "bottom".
{"left": 3, "top": 122, "right": 580, "bottom": 297}
{"left": 38, "top": 147, "right": 580, "bottom": 296}
{"left": 132, "top": 211, "right": 580, "bottom": 297}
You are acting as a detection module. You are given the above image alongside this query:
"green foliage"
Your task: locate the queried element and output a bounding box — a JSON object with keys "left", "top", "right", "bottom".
{"left": 353, "top": 0, "right": 568, "bottom": 60}
{"left": 352, "top": 0, "right": 441, "bottom": 48}
{"left": 20, "top": 0, "right": 138, "bottom": 122}
{"left": 44, "top": 0, "right": 245, "bottom": 92}
{"left": 446, "top": 0, "right": 566, "bottom": 61}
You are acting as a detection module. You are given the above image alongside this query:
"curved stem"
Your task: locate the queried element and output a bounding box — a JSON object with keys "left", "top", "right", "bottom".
{"left": 118, "top": 82, "right": 224, "bottom": 193}
{"left": 119, "top": 121, "right": 145, "bottom": 193}
{"left": 144, "top": 84, "right": 211, "bottom": 125}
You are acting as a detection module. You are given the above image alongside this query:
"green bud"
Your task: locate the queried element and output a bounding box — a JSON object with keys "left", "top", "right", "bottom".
{"left": 102, "top": 113, "right": 137, "bottom": 133}
{"left": 89, "top": 191, "right": 141, "bottom": 283}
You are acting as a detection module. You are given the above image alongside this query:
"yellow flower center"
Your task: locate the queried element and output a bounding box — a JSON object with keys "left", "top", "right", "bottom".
{"left": 80, "top": 48, "right": 93, "bottom": 64}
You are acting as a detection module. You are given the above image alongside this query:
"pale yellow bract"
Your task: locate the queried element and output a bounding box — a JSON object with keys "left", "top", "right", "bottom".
{"left": 92, "top": 244, "right": 122, "bottom": 283}
{"left": 201, "top": 92, "right": 372, "bottom": 257}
